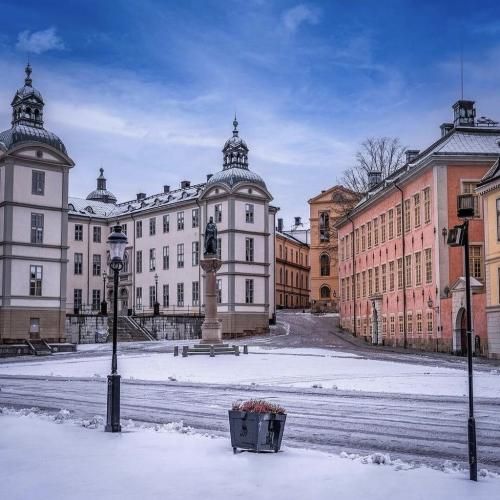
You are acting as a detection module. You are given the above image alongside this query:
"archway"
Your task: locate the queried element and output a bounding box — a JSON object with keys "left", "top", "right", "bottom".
{"left": 455, "top": 307, "right": 467, "bottom": 356}
{"left": 320, "top": 285, "right": 330, "bottom": 299}
{"left": 119, "top": 288, "right": 129, "bottom": 314}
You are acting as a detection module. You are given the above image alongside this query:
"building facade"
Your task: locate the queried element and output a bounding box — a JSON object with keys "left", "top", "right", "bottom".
{"left": 0, "top": 65, "right": 74, "bottom": 343}
{"left": 67, "top": 118, "right": 277, "bottom": 337}
{"left": 275, "top": 218, "right": 310, "bottom": 308}
{"left": 308, "top": 186, "right": 359, "bottom": 312}
{"left": 337, "top": 100, "right": 499, "bottom": 355}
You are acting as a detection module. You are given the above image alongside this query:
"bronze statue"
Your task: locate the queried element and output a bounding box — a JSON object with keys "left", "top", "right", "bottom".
{"left": 204, "top": 216, "right": 218, "bottom": 256}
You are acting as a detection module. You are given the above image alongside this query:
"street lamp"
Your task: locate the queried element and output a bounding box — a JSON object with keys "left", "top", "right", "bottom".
{"left": 154, "top": 272, "right": 160, "bottom": 316}
{"left": 447, "top": 193, "right": 477, "bottom": 481}
{"left": 105, "top": 224, "right": 128, "bottom": 433}
{"left": 101, "top": 271, "right": 107, "bottom": 315}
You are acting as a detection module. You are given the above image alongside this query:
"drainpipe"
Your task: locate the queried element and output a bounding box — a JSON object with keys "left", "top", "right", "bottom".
{"left": 394, "top": 182, "right": 407, "bottom": 349}
{"left": 346, "top": 215, "right": 356, "bottom": 337}
{"left": 87, "top": 218, "right": 91, "bottom": 308}
{"left": 195, "top": 198, "right": 202, "bottom": 315}
{"left": 131, "top": 213, "right": 136, "bottom": 313}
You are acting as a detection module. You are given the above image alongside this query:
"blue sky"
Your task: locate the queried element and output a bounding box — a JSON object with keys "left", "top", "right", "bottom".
{"left": 0, "top": 0, "right": 499, "bottom": 226}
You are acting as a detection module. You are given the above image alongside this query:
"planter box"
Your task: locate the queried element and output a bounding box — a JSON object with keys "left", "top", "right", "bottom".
{"left": 228, "top": 410, "right": 286, "bottom": 453}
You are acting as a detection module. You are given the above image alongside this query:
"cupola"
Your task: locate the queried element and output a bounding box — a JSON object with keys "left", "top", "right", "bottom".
{"left": 11, "top": 64, "right": 44, "bottom": 129}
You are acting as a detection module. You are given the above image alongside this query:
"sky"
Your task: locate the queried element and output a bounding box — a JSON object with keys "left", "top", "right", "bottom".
{"left": 0, "top": 0, "right": 499, "bottom": 228}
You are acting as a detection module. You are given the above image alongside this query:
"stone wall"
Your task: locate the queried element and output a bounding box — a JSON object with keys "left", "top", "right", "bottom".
{"left": 65, "top": 315, "right": 109, "bottom": 344}
{"left": 133, "top": 315, "right": 203, "bottom": 340}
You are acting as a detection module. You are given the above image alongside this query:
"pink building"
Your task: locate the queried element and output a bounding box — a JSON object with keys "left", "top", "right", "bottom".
{"left": 336, "top": 100, "right": 500, "bottom": 355}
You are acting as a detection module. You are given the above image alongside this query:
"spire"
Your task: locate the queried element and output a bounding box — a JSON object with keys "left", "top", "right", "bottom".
{"left": 222, "top": 116, "right": 249, "bottom": 170}
{"left": 11, "top": 64, "right": 44, "bottom": 128}
{"left": 25, "top": 63, "right": 33, "bottom": 86}
{"left": 97, "top": 168, "right": 107, "bottom": 190}
{"left": 233, "top": 114, "right": 238, "bottom": 137}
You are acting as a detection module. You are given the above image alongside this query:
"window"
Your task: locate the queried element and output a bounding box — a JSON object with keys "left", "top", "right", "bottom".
{"left": 136, "top": 287, "right": 142, "bottom": 308}
{"left": 163, "top": 214, "right": 170, "bottom": 233}
{"left": 30, "top": 213, "right": 44, "bottom": 244}
{"left": 469, "top": 246, "right": 483, "bottom": 279}
{"left": 340, "top": 238, "right": 345, "bottom": 261}
{"left": 367, "top": 221, "right": 372, "bottom": 249}
{"left": 29, "top": 265, "right": 43, "bottom": 296}
{"left": 416, "top": 312, "right": 422, "bottom": 334}
{"left": 424, "top": 248, "right": 432, "bottom": 283}
{"left": 462, "top": 182, "right": 480, "bottom": 217}
{"left": 382, "top": 316, "right": 387, "bottom": 336}
{"left": 396, "top": 204, "right": 402, "bottom": 236}
{"left": 163, "top": 284, "right": 169, "bottom": 307}
{"left": 361, "top": 225, "right": 366, "bottom": 252}
{"left": 74, "top": 224, "right": 83, "bottom": 241}
{"left": 74, "top": 253, "right": 83, "bottom": 275}
{"left": 177, "top": 243, "right": 184, "bottom": 268}
{"left": 177, "top": 283, "right": 184, "bottom": 306}
{"left": 390, "top": 315, "right": 395, "bottom": 335}
{"left": 414, "top": 193, "right": 421, "bottom": 227}
{"left": 405, "top": 255, "right": 412, "bottom": 287}
{"left": 192, "top": 209, "right": 199, "bottom": 228}
{"left": 346, "top": 277, "right": 350, "bottom": 300}
{"left": 381, "top": 263, "right": 387, "bottom": 293}
{"left": 31, "top": 170, "right": 45, "bottom": 195}
{"left": 320, "top": 285, "right": 330, "bottom": 299}
{"left": 407, "top": 312, "right": 413, "bottom": 336}
{"left": 93, "top": 226, "right": 101, "bottom": 243}
{"left": 245, "top": 279, "right": 254, "bottom": 304}
{"left": 92, "top": 254, "right": 101, "bottom": 276}
{"left": 373, "top": 218, "right": 379, "bottom": 246}
{"left": 149, "top": 286, "right": 156, "bottom": 308}
{"left": 404, "top": 199, "right": 411, "bottom": 232}
{"left": 388, "top": 210, "right": 394, "bottom": 239}
{"left": 245, "top": 204, "right": 254, "bottom": 223}
{"left": 216, "top": 238, "right": 222, "bottom": 260}
{"left": 122, "top": 224, "right": 127, "bottom": 236}
{"left": 319, "top": 212, "right": 330, "bottom": 242}
{"left": 362, "top": 271, "right": 366, "bottom": 297}
{"left": 163, "top": 246, "right": 169, "bottom": 270}
{"left": 215, "top": 204, "right": 222, "bottom": 223}
{"left": 177, "top": 212, "right": 184, "bottom": 230}
{"left": 368, "top": 269, "right": 373, "bottom": 296}
{"left": 191, "top": 281, "right": 200, "bottom": 306}
{"left": 380, "top": 214, "right": 386, "bottom": 243}
{"left": 423, "top": 188, "right": 431, "bottom": 223}
{"left": 136, "top": 250, "right": 143, "bottom": 273}
{"left": 245, "top": 238, "right": 254, "bottom": 262}
{"left": 341, "top": 279, "right": 345, "bottom": 301}
{"left": 427, "top": 310, "right": 433, "bottom": 334}
{"left": 74, "top": 289, "right": 82, "bottom": 310}
{"left": 355, "top": 228, "right": 360, "bottom": 254}
{"left": 389, "top": 261, "right": 395, "bottom": 291}
{"left": 320, "top": 254, "right": 330, "bottom": 276}
{"left": 149, "top": 248, "right": 156, "bottom": 271}
{"left": 374, "top": 266, "right": 380, "bottom": 294}
{"left": 356, "top": 273, "right": 360, "bottom": 298}
{"left": 149, "top": 217, "right": 156, "bottom": 236}
{"left": 415, "top": 251, "right": 422, "bottom": 286}
{"left": 216, "top": 279, "right": 222, "bottom": 304}
{"left": 192, "top": 241, "right": 199, "bottom": 266}
{"left": 136, "top": 220, "right": 143, "bottom": 238}
{"left": 397, "top": 258, "right": 403, "bottom": 289}
{"left": 92, "top": 290, "right": 100, "bottom": 311}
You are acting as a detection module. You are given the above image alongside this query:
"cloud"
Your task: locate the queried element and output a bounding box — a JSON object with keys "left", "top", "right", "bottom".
{"left": 282, "top": 4, "right": 320, "bottom": 33}
{"left": 16, "top": 27, "right": 65, "bottom": 54}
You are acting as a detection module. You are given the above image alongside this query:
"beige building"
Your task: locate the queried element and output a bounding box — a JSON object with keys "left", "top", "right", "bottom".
{"left": 308, "top": 186, "right": 359, "bottom": 312}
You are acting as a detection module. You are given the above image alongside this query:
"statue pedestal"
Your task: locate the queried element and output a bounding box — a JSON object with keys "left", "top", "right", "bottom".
{"left": 200, "top": 256, "right": 223, "bottom": 344}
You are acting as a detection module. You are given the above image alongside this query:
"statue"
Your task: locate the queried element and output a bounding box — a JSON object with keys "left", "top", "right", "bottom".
{"left": 204, "top": 216, "right": 218, "bottom": 256}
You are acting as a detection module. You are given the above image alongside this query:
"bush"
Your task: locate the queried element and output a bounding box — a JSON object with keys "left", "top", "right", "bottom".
{"left": 232, "top": 399, "right": 286, "bottom": 414}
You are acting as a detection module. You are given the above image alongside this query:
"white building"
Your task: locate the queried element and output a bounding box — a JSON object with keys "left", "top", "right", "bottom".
{"left": 67, "top": 117, "right": 277, "bottom": 336}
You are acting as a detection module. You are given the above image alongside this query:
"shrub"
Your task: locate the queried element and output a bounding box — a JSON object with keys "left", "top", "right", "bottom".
{"left": 232, "top": 399, "right": 286, "bottom": 414}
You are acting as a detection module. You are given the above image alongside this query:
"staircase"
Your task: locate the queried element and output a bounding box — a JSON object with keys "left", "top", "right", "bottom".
{"left": 26, "top": 339, "right": 52, "bottom": 356}
{"left": 107, "top": 316, "right": 154, "bottom": 342}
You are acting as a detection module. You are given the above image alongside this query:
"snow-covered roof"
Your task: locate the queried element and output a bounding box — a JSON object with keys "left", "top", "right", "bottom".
{"left": 277, "top": 230, "right": 310, "bottom": 247}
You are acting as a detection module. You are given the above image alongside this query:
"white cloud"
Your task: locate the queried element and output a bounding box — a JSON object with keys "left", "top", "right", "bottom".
{"left": 16, "top": 27, "right": 65, "bottom": 54}
{"left": 282, "top": 4, "right": 320, "bottom": 33}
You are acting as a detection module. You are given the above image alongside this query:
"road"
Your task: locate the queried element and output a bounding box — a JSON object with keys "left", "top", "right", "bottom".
{"left": 1, "top": 374, "right": 499, "bottom": 472}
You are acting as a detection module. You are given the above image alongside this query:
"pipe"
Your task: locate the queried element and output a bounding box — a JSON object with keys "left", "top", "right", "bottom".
{"left": 394, "top": 182, "right": 407, "bottom": 349}
{"left": 346, "top": 215, "right": 356, "bottom": 337}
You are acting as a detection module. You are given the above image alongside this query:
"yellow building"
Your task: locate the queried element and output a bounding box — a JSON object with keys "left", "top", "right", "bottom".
{"left": 476, "top": 158, "right": 500, "bottom": 358}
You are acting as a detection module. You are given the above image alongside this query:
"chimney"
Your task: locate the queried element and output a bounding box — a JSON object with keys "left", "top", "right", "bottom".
{"left": 277, "top": 218, "right": 283, "bottom": 233}
{"left": 136, "top": 192, "right": 146, "bottom": 201}
{"left": 440, "top": 123, "right": 454, "bottom": 137}
{"left": 163, "top": 185, "right": 170, "bottom": 194}
{"left": 294, "top": 216, "right": 302, "bottom": 227}
{"left": 181, "top": 180, "right": 191, "bottom": 189}
{"left": 367, "top": 170, "right": 382, "bottom": 190}
{"left": 405, "top": 150, "right": 420, "bottom": 163}
{"left": 206, "top": 174, "right": 213, "bottom": 181}
{"left": 453, "top": 100, "right": 476, "bottom": 127}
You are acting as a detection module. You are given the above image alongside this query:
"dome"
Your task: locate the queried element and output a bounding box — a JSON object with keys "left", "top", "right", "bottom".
{"left": 206, "top": 167, "right": 266, "bottom": 189}
{"left": 86, "top": 168, "right": 117, "bottom": 204}
{"left": 223, "top": 134, "right": 248, "bottom": 150}
{"left": 13, "top": 84, "right": 44, "bottom": 103}
{"left": 0, "top": 124, "right": 67, "bottom": 154}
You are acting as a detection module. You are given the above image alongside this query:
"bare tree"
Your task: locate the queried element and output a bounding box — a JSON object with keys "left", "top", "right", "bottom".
{"left": 340, "top": 137, "right": 407, "bottom": 194}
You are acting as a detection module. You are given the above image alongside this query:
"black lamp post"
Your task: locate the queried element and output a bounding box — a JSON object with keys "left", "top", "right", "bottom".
{"left": 154, "top": 273, "right": 160, "bottom": 316}
{"left": 101, "top": 271, "right": 108, "bottom": 315}
{"left": 447, "top": 193, "right": 478, "bottom": 481}
{"left": 105, "top": 224, "right": 128, "bottom": 433}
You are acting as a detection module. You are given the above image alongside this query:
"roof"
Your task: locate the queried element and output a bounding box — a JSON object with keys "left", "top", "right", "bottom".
{"left": 206, "top": 167, "right": 266, "bottom": 189}
{"left": 277, "top": 230, "right": 310, "bottom": 247}
{"left": 0, "top": 124, "right": 67, "bottom": 154}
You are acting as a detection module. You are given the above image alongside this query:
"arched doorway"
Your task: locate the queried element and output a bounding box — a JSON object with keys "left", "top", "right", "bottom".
{"left": 455, "top": 307, "right": 467, "bottom": 356}
{"left": 120, "top": 288, "right": 129, "bottom": 314}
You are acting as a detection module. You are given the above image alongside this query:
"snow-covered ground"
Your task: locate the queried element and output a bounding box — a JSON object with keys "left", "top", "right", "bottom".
{"left": 1, "top": 347, "right": 499, "bottom": 397}
{"left": 1, "top": 408, "right": 497, "bottom": 500}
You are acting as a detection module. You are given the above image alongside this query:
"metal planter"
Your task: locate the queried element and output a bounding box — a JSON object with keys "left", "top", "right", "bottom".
{"left": 228, "top": 410, "right": 286, "bottom": 453}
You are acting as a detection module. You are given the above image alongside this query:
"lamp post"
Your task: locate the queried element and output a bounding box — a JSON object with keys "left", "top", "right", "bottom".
{"left": 101, "top": 271, "right": 107, "bottom": 315}
{"left": 105, "top": 225, "right": 128, "bottom": 433}
{"left": 154, "top": 272, "right": 160, "bottom": 316}
{"left": 447, "top": 193, "right": 477, "bottom": 481}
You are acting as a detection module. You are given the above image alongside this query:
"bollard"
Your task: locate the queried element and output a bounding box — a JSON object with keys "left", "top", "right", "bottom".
{"left": 174, "top": 346, "right": 179, "bottom": 357}
{"left": 234, "top": 345, "right": 240, "bottom": 356}
{"left": 182, "top": 345, "right": 188, "bottom": 358}
{"left": 243, "top": 345, "right": 248, "bottom": 355}
{"left": 210, "top": 345, "right": 215, "bottom": 357}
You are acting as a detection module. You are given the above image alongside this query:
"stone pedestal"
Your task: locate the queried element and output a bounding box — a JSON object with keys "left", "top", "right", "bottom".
{"left": 200, "top": 256, "right": 223, "bottom": 344}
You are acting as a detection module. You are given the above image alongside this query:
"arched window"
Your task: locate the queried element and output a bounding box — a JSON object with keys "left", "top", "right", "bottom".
{"left": 320, "top": 286, "right": 330, "bottom": 298}
{"left": 319, "top": 212, "right": 330, "bottom": 242}
{"left": 320, "top": 254, "right": 330, "bottom": 276}
{"left": 279, "top": 268, "right": 283, "bottom": 284}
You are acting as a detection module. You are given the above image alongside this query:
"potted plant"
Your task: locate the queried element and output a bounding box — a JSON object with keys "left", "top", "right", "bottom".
{"left": 229, "top": 399, "right": 287, "bottom": 453}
